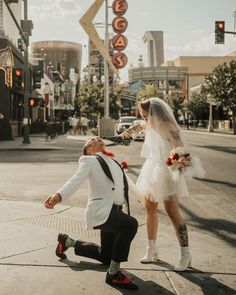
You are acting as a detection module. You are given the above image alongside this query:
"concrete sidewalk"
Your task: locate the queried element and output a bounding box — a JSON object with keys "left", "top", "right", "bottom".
{"left": 0, "top": 199, "right": 235, "bottom": 295}
{"left": 181, "top": 128, "right": 235, "bottom": 137}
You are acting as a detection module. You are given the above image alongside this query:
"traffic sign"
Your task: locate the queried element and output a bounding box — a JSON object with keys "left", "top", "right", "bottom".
{"left": 79, "top": 0, "right": 119, "bottom": 78}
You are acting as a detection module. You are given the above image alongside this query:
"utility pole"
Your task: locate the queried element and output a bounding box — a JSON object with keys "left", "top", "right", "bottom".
{"left": 22, "top": 0, "right": 30, "bottom": 143}
{"left": 104, "top": 0, "right": 110, "bottom": 118}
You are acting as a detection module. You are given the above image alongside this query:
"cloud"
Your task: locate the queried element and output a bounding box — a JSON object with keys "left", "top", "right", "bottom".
{"left": 29, "top": 0, "right": 83, "bottom": 20}
{"left": 140, "top": 11, "right": 151, "bottom": 16}
{"left": 165, "top": 33, "right": 236, "bottom": 60}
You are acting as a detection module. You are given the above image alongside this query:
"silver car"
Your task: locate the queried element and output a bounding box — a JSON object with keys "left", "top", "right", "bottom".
{"left": 131, "top": 120, "right": 145, "bottom": 141}
{"left": 116, "top": 116, "right": 137, "bottom": 134}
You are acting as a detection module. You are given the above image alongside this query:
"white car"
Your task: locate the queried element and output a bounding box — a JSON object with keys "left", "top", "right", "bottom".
{"left": 116, "top": 116, "right": 137, "bottom": 134}
{"left": 131, "top": 120, "right": 145, "bottom": 141}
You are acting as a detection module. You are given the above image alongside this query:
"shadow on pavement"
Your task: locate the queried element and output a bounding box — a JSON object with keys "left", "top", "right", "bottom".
{"left": 61, "top": 259, "right": 175, "bottom": 294}
{"left": 195, "top": 177, "right": 236, "bottom": 189}
{"left": 157, "top": 260, "right": 236, "bottom": 295}
{"left": 180, "top": 205, "right": 236, "bottom": 247}
{"left": 196, "top": 145, "right": 236, "bottom": 155}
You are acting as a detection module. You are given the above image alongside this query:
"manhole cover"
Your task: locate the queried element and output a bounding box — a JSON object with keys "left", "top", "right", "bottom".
{"left": 21, "top": 215, "right": 100, "bottom": 239}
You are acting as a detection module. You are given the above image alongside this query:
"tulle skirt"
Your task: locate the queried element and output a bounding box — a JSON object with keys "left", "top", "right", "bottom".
{"left": 136, "top": 158, "right": 190, "bottom": 203}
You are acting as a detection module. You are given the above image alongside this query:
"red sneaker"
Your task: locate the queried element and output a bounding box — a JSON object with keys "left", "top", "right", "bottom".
{"left": 55, "top": 233, "right": 69, "bottom": 259}
{"left": 105, "top": 270, "right": 138, "bottom": 290}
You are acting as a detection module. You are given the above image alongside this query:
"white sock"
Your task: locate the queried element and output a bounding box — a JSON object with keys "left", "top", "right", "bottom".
{"left": 108, "top": 260, "right": 120, "bottom": 275}
{"left": 147, "top": 240, "right": 155, "bottom": 248}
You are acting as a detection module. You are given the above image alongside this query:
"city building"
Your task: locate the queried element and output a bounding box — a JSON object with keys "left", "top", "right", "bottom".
{"left": 0, "top": 0, "right": 25, "bottom": 138}
{"left": 30, "top": 41, "right": 82, "bottom": 120}
{"left": 170, "top": 53, "right": 236, "bottom": 98}
{"left": 142, "top": 31, "right": 164, "bottom": 67}
{"left": 129, "top": 30, "right": 236, "bottom": 102}
{"left": 85, "top": 39, "right": 114, "bottom": 84}
{"left": 31, "top": 41, "right": 82, "bottom": 80}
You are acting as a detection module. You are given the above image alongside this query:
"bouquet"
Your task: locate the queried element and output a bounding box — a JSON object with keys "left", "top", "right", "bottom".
{"left": 166, "top": 147, "right": 205, "bottom": 181}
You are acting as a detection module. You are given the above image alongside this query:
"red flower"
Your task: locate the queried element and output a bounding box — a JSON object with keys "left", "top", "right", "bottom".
{"left": 102, "top": 150, "right": 115, "bottom": 157}
{"left": 172, "top": 153, "right": 179, "bottom": 160}
{"left": 121, "top": 161, "right": 128, "bottom": 169}
{"left": 166, "top": 157, "right": 173, "bottom": 166}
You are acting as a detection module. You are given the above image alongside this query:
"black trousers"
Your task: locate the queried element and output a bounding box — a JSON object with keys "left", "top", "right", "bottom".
{"left": 74, "top": 206, "right": 138, "bottom": 265}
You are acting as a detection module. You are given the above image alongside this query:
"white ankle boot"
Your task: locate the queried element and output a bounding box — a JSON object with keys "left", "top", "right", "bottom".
{"left": 175, "top": 246, "right": 192, "bottom": 271}
{"left": 140, "top": 240, "right": 159, "bottom": 263}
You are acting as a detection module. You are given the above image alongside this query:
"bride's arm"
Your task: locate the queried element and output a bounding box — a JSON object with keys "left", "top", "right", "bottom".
{"left": 120, "top": 122, "right": 146, "bottom": 138}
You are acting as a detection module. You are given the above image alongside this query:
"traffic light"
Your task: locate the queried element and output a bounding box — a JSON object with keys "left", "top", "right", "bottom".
{"left": 13, "top": 68, "right": 24, "bottom": 91}
{"left": 32, "top": 68, "right": 43, "bottom": 90}
{"left": 29, "top": 98, "right": 38, "bottom": 107}
{"left": 215, "top": 21, "right": 225, "bottom": 44}
{"left": 29, "top": 97, "right": 44, "bottom": 108}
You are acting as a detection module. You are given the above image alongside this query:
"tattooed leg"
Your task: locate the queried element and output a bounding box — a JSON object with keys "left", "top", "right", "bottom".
{"left": 178, "top": 224, "right": 189, "bottom": 247}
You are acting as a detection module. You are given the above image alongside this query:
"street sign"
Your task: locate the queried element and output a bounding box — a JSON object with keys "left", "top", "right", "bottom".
{"left": 112, "top": 52, "right": 128, "bottom": 69}
{"left": 111, "top": 0, "right": 128, "bottom": 70}
{"left": 79, "top": 0, "right": 119, "bottom": 78}
{"left": 112, "top": 16, "right": 128, "bottom": 34}
{"left": 112, "top": 0, "right": 128, "bottom": 16}
{"left": 112, "top": 34, "right": 128, "bottom": 51}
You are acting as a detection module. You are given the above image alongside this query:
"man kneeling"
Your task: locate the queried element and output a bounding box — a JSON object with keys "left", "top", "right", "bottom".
{"left": 44, "top": 137, "right": 139, "bottom": 290}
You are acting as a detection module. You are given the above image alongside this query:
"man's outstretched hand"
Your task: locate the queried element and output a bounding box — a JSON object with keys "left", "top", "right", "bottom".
{"left": 44, "top": 193, "right": 61, "bottom": 209}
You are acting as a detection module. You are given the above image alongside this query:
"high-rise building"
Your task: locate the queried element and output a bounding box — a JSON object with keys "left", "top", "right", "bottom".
{"left": 142, "top": 31, "right": 164, "bottom": 67}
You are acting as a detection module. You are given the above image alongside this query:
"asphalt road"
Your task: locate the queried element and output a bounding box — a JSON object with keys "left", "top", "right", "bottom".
{"left": 0, "top": 131, "right": 236, "bottom": 246}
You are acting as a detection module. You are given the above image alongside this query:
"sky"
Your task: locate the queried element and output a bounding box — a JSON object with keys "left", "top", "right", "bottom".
{"left": 28, "top": 0, "right": 236, "bottom": 81}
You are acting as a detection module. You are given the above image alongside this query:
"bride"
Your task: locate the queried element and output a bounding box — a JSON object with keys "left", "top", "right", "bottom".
{"left": 120, "top": 97, "right": 205, "bottom": 271}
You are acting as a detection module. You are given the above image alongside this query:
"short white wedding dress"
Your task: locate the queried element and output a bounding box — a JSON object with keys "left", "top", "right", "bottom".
{"left": 136, "top": 127, "right": 190, "bottom": 203}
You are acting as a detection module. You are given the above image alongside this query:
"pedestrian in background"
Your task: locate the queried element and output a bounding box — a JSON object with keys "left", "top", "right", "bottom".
{"left": 81, "top": 116, "right": 89, "bottom": 135}
{"left": 71, "top": 115, "right": 79, "bottom": 135}
{"left": 76, "top": 117, "right": 82, "bottom": 135}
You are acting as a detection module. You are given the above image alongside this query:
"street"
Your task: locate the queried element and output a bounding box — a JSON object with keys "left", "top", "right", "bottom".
{"left": 1, "top": 131, "right": 236, "bottom": 238}
{"left": 0, "top": 131, "right": 236, "bottom": 295}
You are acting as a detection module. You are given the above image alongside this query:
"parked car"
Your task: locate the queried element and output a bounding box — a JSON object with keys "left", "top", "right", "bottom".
{"left": 116, "top": 116, "right": 137, "bottom": 134}
{"left": 131, "top": 119, "right": 145, "bottom": 141}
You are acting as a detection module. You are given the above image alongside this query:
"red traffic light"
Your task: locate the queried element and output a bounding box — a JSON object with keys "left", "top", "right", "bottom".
{"left": 218, "top": 22, "right": 224, "bottom": 30}
{"left": 29, "top": 98, "right": 38, "bottom": 107}
{"left": 15, "top": 69, "right": 23, "bottom": 76}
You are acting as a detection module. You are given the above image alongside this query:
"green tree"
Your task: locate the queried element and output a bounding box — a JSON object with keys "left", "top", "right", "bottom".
{"left": 202, "top": 60, "right": 236, "bottom": 134}
{"left": 169, "top": 94, "right": 184, "bottom": 121}
{"left": 75, "top": 83, "right": 120, "bottom": 123}
{"left": 75, "top": 83, "right": 104, "bottom": 122}
{"left": 185, "top": 93, "right": 209, "bottom": 120}
{"left": 137, "top": 84, "right": 159, "bottom": 101}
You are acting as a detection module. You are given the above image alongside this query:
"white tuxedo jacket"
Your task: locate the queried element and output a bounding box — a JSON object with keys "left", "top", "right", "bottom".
{"left": 57, "top": 153, "right": 140, "bottom": 229}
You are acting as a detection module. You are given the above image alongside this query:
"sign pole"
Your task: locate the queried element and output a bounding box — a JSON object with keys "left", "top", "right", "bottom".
{"left": 104, "top": 0, "right": 110, "bottom": 118}
{"left": 22, "top": 0, "right": 30, "bottom": 144}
